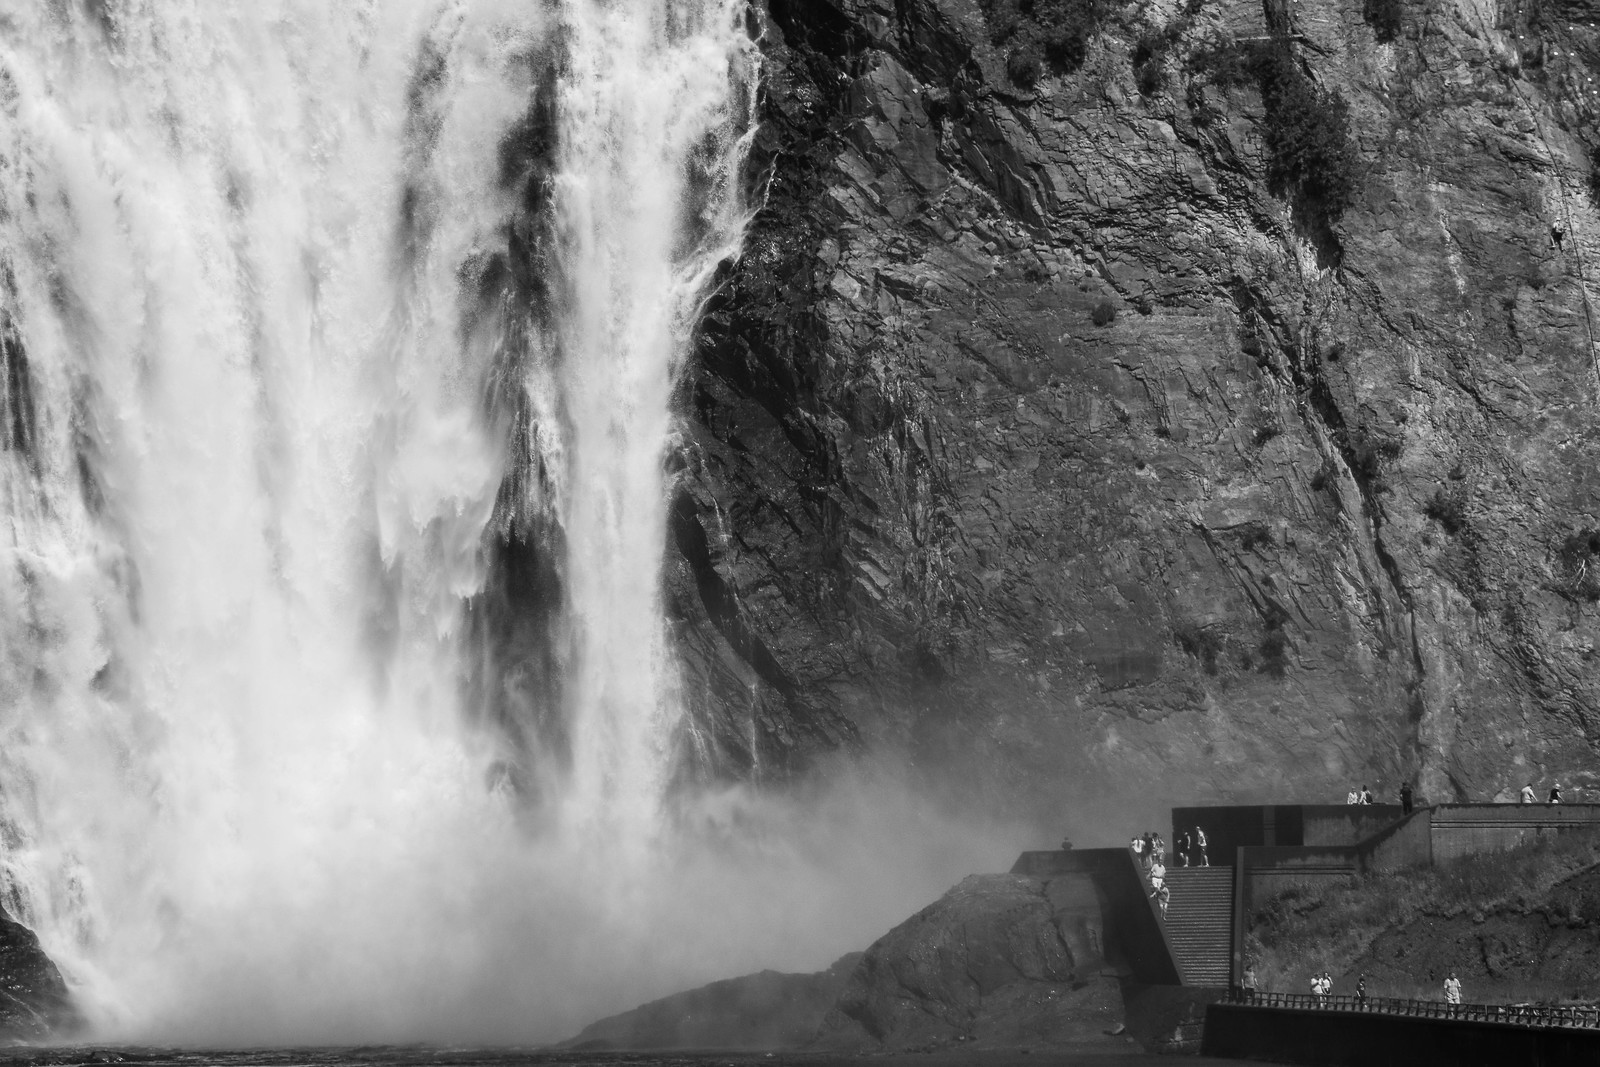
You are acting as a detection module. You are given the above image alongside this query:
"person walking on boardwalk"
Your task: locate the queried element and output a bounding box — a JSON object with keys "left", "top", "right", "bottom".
{"left": 1355, "top": 973, "right": 1367, "bottom": 1006}
{"left": 1444, "top": 972, "right": 1462, "bottom": 1013}
{"left": 1194, "top": 825, "right": 1209, "bottom": 866}
{"left": 1400, "top": 782, "right": 1413, "bottom": 814}
{"left": 1242, "top": 964, "right": 1258, "bottom": 1002}
{"left": 1521, "top": 782, "right": 1537, "bottom": 804}
{"left": 1176, "top": 827, "right": 1192, "bottom": 866}
{"left": 1550, "top": 783, "right": 1563, "bottom": 804}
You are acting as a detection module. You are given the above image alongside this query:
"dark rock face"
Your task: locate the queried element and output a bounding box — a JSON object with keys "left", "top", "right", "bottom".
{"left": 671, "top": 0, "right": 1600, "bottom": 817}
{"left": 0, "top": 909, "right": 76, "bottom": 1039}
{"left": 562, "top": 954, "right": 860, "bottom": 1049}
{"left": 813, "top": 873, "right": 1124, "bottom": 1050}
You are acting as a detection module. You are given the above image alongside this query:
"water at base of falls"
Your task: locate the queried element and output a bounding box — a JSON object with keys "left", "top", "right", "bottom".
{"left": 0, "top": 0, "right": 804, "bottom": 1044}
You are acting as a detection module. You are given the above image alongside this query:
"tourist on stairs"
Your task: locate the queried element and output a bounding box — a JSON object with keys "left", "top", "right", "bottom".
{"left": 1194, "top": 825, "right": 1209, "bottom": 866}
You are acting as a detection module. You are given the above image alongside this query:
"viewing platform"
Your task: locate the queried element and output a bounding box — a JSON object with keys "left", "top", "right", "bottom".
{"left": 1204, "top": 989, "right": 1600, "bottom": 1066}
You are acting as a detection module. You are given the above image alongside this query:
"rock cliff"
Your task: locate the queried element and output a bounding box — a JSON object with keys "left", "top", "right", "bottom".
{"left": 670, "top": 0, "right": 1600, "bottom": 820}
{"left": 811, "top": 873, "right": 1125, "bottom": 1050}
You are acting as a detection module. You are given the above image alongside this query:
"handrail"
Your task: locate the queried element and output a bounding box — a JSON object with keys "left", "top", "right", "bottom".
{"left": 1224, "top": 988, "right": 1600, "bottom": 1029}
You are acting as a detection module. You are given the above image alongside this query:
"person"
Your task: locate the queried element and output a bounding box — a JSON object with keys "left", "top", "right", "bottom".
{"left": 1359, "top": 785, "right": 1373, "bottom": 804}
{"left": 1553, "top": 222, "right": 1566, "bottom": 250}
{"left": 1355, "top": 973, "right": 1367, "bottom": 1006}
{"left": 1152, "top": 833, "right": 1166, "bottom": 866}
{"left": 1151, "top": 881, "right": 1170, "bottom": 919}
{"left": 1242, "top": 964, "right": 1258, "bottom": 1001}
{"left": 1550, "top": 783, "right": 1563, "bottom": 804}
{"left": 1149, "top": 860, "right": 1166, "bottom": 892}
{"left": 1060, "top": 837, "right": 1075, "bottom": 850}
{"left": 1347, "top": 786, "right": 1359, "bottom": 804}
{"left": 1131, "top": 834, "right": 1146, "bottom": 860}
{"left": 1521, "top": 782, "right": 1537, "bottom": 804}
{"left": 1176, "top": 828, "right": 1192, "bottom": 866}
{"left": 1400, "top": 782, "right": 1414, "bottom": 814}
{"left": 1444, "top": 971, "right": 1462, "bottom": 1012}
{"left": 1141, "top": 831, "right": 1155, "bottom": 870}
{"left": 1195, "top": 825, "right": 1209, "bottom": 867}
{"left": 1309, "top": 973, "right": 1321, "bottom": 999}
{"left": 1321, "top": 972, "right": 1333, "bottom": 1004}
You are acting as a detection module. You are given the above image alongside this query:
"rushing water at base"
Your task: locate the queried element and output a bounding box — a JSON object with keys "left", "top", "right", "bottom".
{"left": 0, "top": 0, "right": 775, "bottom": 1044}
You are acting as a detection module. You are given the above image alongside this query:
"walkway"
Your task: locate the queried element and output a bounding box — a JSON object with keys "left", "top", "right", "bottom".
{"left": 1229, "top": 989, "right": 1600, "bottom": 1030}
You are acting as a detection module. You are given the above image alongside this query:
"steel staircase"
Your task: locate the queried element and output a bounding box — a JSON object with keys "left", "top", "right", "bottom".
{"left": 1159, "top": 865, "right": 1233, "bottom": 986}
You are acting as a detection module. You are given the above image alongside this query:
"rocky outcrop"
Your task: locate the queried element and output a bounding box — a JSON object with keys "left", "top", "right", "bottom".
{"left": 562, "top": 954, "right": 859, "bottom": 1049}
{"left": 0, "top": 908, "right": 76, "bottom": 1039}
{"left": 812, "top": 873, "right": 1126, "bottom": 1049}
{"left": 669, "top": 0, "right": 1600, "bottom": 819}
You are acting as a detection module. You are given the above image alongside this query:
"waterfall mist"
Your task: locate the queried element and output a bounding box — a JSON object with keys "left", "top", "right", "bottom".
{"left": 0, "top": 0, "right": 1024, "bottom": 1046}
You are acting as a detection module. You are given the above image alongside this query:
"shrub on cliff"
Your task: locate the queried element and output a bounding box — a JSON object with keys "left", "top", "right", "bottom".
{"left": 1091, "top": 299, "right": 1117, "bottom": 325}
{"left": 1363, "top": 0, "right": 1403, "bottom": 42}
{"left": 984, "top": 0, "right": 1128, "bottom": 81}
{"left": 1187, "top": 39, "right": 1360, "bottom": 237}
{"left": 1423, "top": 487, "right": 1468, "bottom": 535}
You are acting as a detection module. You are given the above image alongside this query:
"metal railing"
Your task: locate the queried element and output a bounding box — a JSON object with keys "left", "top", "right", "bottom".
{"left": 1224, "top": 989, "right": 1600, "bottom": 1030}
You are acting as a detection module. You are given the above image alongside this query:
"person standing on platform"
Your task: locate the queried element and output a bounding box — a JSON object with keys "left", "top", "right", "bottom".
{"left": 1242, "top": 964, "right": 1258, "bottom": 1001}
{"left": 1550, "top": 783, "right": 1563, "bottom": 804}
{"left": 1195, "top": 825, "right": 1209, "bottom": 866}
{"left": 1400, "top": 782, "right": 1414, "bottom": 814}
{"left": 1521, "top": 782, "right": 1537, "bottom": 804}
{"left": 1444, "top": 972, "right": 1462, "bottom": 1012}
{"left": 1176, "top": 827, "right": 1192, "bottom": 866}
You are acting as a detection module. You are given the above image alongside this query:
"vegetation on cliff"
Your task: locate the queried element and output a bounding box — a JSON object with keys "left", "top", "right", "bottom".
{"left": 1249, "top": 835, "right": 1600, "bottom": 1001}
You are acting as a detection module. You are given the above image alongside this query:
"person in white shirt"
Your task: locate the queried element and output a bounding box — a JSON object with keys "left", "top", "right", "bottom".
{"left": 1521, "top": 782, "right": 1537, "bottom": 804}
{"left": 1347, "top": 788, "right": 1359, "bottom": 804}
{"left": 1443, "top": 972, "right": 1462, "bottom": 1011}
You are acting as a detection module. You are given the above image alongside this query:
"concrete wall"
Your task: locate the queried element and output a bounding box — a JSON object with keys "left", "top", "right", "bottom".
{"left": 1203, "top": 1003, "right": 1600, "bottom": 1066}
{"left": 1240, "top": 845, "right": 1359, "bottom": 907}
{"left": 1361, "top": 809, "right": 1433, "bottom": 872}
{"left": 1303, "top": 804, "right": 1405, "bottom": 846}
{"left": 1431, "top": 804, "right": 1600, "bottom": 862}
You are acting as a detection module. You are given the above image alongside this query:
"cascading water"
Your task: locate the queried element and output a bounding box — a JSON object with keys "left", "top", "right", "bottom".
{"left": 0, "top": 0, "right": 762, "bottom": 1042}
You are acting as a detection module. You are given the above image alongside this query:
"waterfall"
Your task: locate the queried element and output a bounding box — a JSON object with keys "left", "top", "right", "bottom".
{"left": 0, "top": 0, "right": 758, "bottom": 1042}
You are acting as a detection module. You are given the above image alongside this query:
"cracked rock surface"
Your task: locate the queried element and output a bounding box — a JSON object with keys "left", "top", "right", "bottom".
{"left": 667, "top": 0, "right": 1600, "bottom": 822}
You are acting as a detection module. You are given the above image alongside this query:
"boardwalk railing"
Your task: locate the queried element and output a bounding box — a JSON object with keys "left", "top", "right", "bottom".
{"left": 1225, "top": 989, "right": 1600, "bottom": 1029}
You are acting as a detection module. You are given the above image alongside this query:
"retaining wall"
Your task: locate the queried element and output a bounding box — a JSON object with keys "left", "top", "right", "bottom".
{"left": 1431, "top": 804, "right": 1600, "bottom": 862}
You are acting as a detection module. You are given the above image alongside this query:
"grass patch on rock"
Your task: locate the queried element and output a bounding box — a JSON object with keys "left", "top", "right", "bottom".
{"left": 1248, "top": 832, "right": 1600, "bottom": 996}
